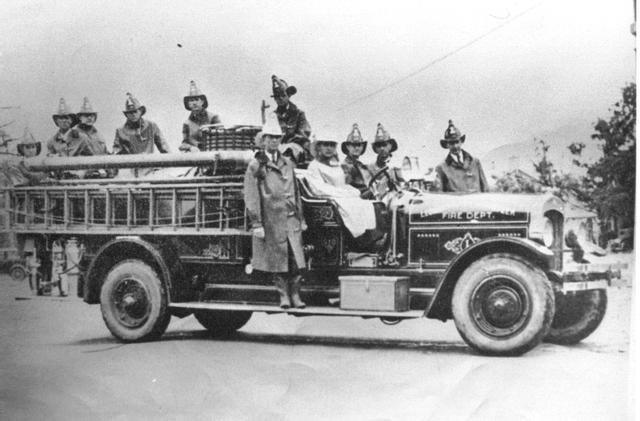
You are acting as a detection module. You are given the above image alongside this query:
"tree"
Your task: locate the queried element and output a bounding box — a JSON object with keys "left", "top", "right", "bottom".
{"left": 570, "top": 82, "right": 636, "bottom": 230}
{"left": 493, "top": 138, "right": 584, "bottom": 200}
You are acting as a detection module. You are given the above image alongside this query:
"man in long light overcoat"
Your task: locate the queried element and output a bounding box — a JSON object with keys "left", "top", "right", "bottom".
{"left": 243, "top": 122, "right": 307, "bottom": 308}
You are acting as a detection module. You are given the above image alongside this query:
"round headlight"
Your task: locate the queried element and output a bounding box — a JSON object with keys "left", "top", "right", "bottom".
{"left": 543, "top": 217, "right": 554, "bottom": 247}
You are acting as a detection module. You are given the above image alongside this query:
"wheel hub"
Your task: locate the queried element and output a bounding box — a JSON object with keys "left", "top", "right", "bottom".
{"left": 112, "top": 278, "right": 151, "bottom": 328}
{"left": 471, "top": 276, "right": 530, "bottom": 337}
{"left": 483, "top": 288, "right": 522, "bottom": 328}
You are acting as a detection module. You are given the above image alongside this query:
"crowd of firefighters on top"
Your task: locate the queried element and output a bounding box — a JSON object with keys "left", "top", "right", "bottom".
{"left": 14, "top": 74, "right": 487, "bottom": 194}
{"left": 11, "top": 74, "right": 489, "bottom": 308}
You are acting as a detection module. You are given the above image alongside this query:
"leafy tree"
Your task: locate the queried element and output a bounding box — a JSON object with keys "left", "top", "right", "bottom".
{"left": 570, "top": 82, "right": 636, "bottom": 229}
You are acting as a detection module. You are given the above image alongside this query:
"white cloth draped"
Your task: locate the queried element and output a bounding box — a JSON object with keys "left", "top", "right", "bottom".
{"left": 301, "top": 162, "right": 376, "bottom": 237}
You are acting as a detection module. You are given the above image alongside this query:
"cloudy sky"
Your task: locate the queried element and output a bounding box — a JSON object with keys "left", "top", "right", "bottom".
{"left": 0, "top": 0, "right": 635, "bottom": 172}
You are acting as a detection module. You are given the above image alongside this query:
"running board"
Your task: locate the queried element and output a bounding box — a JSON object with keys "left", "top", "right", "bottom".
{"left": 169, "top": 301, "right": 425, "bottom": 319}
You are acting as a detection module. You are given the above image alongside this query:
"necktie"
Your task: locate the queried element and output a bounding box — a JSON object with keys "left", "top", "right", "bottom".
{"left": 272, "top": 152, "right": 277, "bottom": 163}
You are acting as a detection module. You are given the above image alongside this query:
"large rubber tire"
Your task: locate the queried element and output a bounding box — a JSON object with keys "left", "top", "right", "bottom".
{"left": 544, "top": 289, "right": 607, "bottom": 345}
{"left": 194, "top": 311, "right": 252, "bottom": 337}
{"left": 452, "top": 253, "right": 555, "bottom": 356}
{"left": 9, "top": 264, "right": 27, "bottom": 282}
{"left": 100, "top": 260, "right": 171, "bottom": 342}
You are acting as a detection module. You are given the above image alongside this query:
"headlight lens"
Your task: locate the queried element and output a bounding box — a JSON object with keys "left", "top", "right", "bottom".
{"left": 543, "top": 217, "right": 554, "bottom": 247}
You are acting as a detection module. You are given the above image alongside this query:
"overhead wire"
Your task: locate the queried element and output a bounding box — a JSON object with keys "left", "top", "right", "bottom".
{"left": 336, "top": 1, "right": 543, "bottom": 112}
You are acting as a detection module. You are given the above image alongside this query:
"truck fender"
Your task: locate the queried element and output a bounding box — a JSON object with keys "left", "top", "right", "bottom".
{"left": 83, "top": 236, "right": 184, "bottom": 304}
{"left": 425, "top": 237, "right": 554, "bottom": 321}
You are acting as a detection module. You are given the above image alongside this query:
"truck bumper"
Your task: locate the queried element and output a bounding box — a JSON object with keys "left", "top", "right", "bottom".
{"left": 555, "top": 260, "right": 628, "bottom": 293}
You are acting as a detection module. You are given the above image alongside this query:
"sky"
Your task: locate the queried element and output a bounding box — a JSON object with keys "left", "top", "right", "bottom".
{"left": 0, "top": 0, "right": 635, "bottom": 173}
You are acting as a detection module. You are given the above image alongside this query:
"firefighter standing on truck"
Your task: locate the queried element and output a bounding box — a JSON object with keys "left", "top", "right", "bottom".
{"left": 435, "top": 120, "right": 488, "bottom": 193}
{"left": 113, "top": 92, "right": 170, "bottom": 155}
{"left": 243, "top": 120, "right": 307, "bottom": 309}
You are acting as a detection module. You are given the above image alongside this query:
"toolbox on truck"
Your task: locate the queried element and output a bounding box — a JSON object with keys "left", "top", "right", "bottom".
{"left": 339, "top": 276, "right": 410, "bottom": 311}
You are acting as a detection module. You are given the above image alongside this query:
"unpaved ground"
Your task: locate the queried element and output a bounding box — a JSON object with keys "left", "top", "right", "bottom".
{"left": 0, "top": 253, "right": 634, "bottom": 421}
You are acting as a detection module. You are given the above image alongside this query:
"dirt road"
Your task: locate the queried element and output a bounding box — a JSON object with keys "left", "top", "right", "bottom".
{"left": 0, "top": 255, "right": 633, "bottom": 421}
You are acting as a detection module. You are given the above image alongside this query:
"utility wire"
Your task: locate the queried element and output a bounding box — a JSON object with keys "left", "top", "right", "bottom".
{"left": 336, "top": 2, "right": 543, "bottom": 112}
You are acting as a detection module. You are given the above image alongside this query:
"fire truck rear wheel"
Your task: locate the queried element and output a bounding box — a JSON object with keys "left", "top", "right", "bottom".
{"left": 100, "top": 260, "right": 171, "bottom": 342}
{"left": 452, "top": 253, "right": 555, "bottom": 356}
{"left": 544, "top": 289, "right": 607, "bottom": 345}
{"left": 194, "top": 311, "right": 252, "bottom": 337}
{"left": 9, "top": 264, "right": 27, "bottom": 282}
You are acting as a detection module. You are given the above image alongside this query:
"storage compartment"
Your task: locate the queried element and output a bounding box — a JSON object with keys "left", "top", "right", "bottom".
{"left": 339, "top": 276, "right": 409, "bottom": 311}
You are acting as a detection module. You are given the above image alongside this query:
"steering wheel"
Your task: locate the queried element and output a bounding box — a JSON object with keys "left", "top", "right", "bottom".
{"left": 368, "top": 166, "right": 399, "bottom": 199}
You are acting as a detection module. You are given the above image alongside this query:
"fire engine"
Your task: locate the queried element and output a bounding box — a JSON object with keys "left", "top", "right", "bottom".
{"left": 0, "top": 125, "right": 624, "bottom": 356}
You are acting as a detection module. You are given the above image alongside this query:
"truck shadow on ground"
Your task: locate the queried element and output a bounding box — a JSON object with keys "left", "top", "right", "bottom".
{"left": 163, "top": 329, "right": 474, "bottom": 354}
{"left": 69, "top": 330, "right": 472, "bottom": 354}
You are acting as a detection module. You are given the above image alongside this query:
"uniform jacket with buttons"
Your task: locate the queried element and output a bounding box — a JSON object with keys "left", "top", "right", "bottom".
{"left": 62, "top": 125, "right": 109, "bottom": 156}
{"left": 181, "top": 110, "right": 221, "bottom": 149}
{"left": 275, "top": 102, "right": 311, "bottom": 144}
{"left": 341, "top": 155, "right": 372, "bottom": 194}
{"left": 435, "top": 149, "right": 488, "bottom": 193}
{"left": 113, "top": 118, "right": 170, "bottom": 154}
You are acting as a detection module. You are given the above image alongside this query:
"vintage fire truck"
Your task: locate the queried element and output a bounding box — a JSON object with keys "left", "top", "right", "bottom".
{"left": 0, "top": 126, "right": 624, "bottom": 356}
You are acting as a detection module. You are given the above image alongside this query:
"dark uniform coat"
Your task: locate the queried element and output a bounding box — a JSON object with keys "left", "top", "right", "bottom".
{"left": 181, "top": 110, "right": 221, "bottom": 150}
{"left": 63, "top": 125, "right": 108, "bottom": 156}
{"left": 275, "top": 102, "right": 312, "bottom": 167}
{"left": 435, "top": 149, "right": 488, "bottom": 193}
{"left": 113, "top": 118, "right": 170, "bottom": 154}
{"left": 368, "top": 157, "right": 403, "bottom": 194}
{"left": 244, "top": 152, "right": 306, "bottom": 273}
{"left": 275, "top": 102, "right": 311, "bottom": 144}
{"left": 46, "top": 129, "right": 72, "bottom": 156}
{"left": 341, "top": 155, "right": 372, "bottom": 194}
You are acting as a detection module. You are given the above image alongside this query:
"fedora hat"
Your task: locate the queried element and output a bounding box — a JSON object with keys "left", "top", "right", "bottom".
{"left": 310, "top": 136, "right": 338, "bottom": 159}
{"left": 341, "top": 123, "right": 367, "bottom": 155}
{"left": 440, "top": 119, "right": 466, "bottom": 148}
{"left": 254, "top": 113, "right": 283, "bottom": 148}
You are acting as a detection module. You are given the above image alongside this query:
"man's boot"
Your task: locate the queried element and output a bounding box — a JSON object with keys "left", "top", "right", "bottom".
{"left": 290, "top": 275, "right": 306, "bottom": 309}
{"left": 273, "top": 275, "right": 291, "bottom": 309}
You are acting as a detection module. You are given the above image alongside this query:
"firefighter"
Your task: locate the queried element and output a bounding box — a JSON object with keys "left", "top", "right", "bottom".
{"left": 179, "top": 80, "right": 221, "bottom": 152}
{"left": 14, "top": 133, "right": 48, "bottom": 185}
{"left": 307, "top": 138, "right": 346, "bottom": 187}
{"left": 113, "top": 92, "right": 170, "bottom": 155}
{"left": 243, "top": 122, "right": 307, "bottom": 309}
{"left": 63, "top": 97, "right": 109, "bottom": 157}
{"left": 271, "top": 74, "right": 312, "bottom": 168}
{"left": 368, "top": 123, "right": 403, "bottom": 197}
{"left": 435, "top": 120, "right": 488, "bottom": 193}
{"left": 340, "top": 123, "right": 374, "bottom": 199}
{"left": 46, "top": 98, "right": 78, "bottom": 156}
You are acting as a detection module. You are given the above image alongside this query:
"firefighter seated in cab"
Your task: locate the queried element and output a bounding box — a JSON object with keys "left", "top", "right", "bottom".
{"left": 368, "top": 123, "right": 404, "bottom": 200}
{"left": 304, "top": 136, "right": 377, "bottom": 240}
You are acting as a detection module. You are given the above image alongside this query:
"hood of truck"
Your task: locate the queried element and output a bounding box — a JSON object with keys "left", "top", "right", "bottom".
{"left": 404, "top": 192, "right": 564, "bottom": 224}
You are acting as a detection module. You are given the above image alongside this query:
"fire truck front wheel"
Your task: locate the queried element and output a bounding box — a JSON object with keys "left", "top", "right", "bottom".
{"left": 544, "top": 289, "right": 607, "bottom": 345}
{"left": 100, "top": 260, "right": 171, "bottom": 342}
{"left": 452, "top": 253, "right": 555, "bottom": 356}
